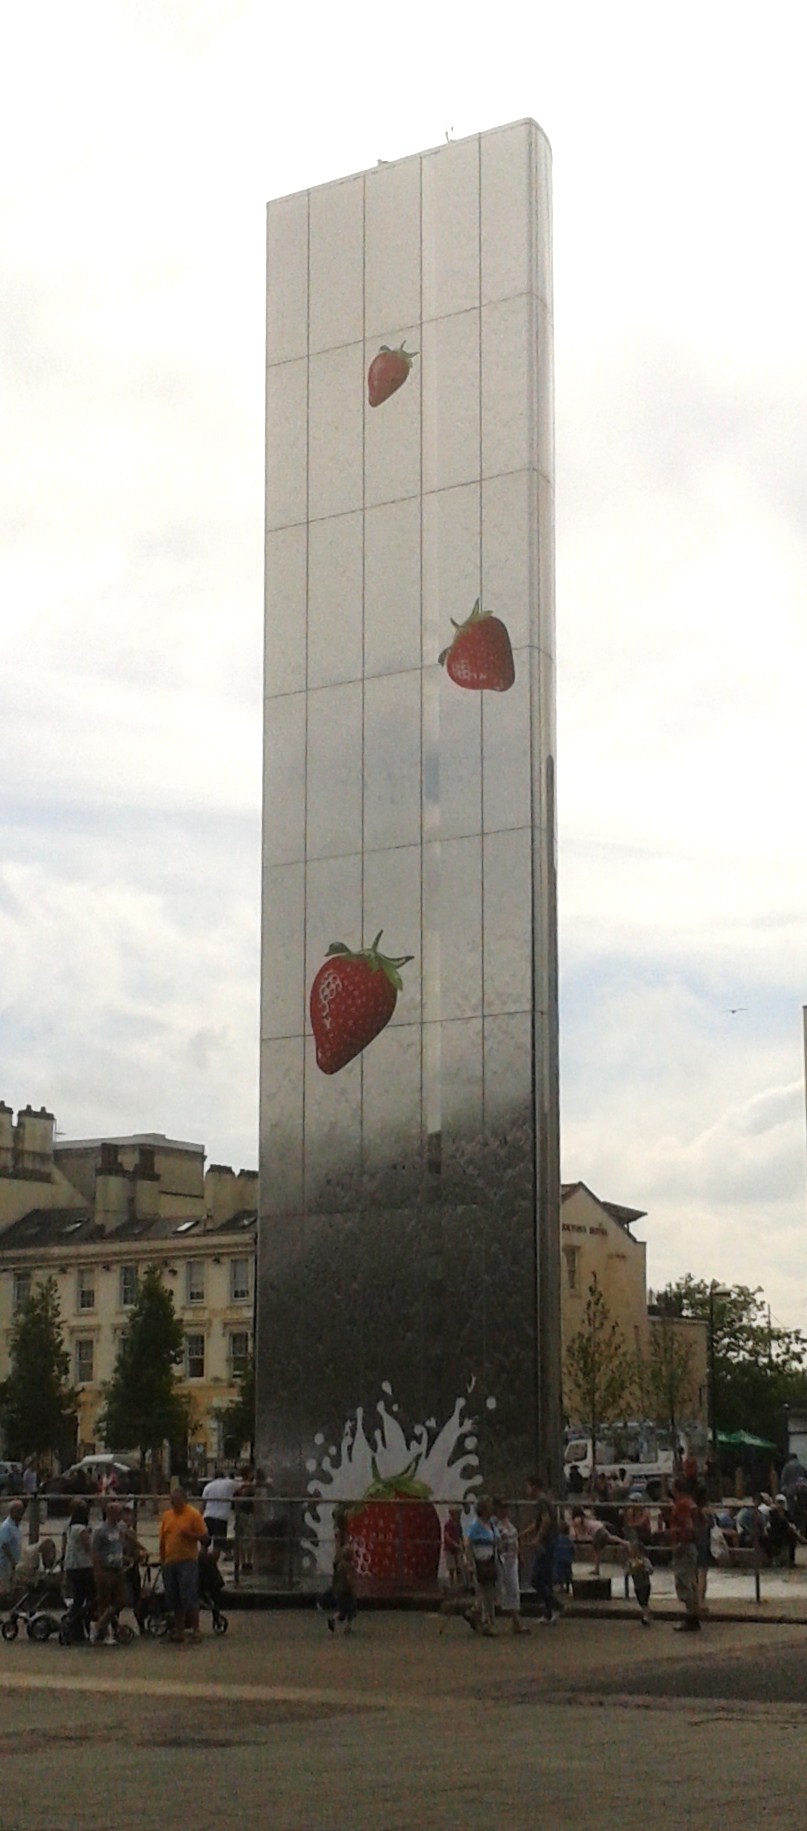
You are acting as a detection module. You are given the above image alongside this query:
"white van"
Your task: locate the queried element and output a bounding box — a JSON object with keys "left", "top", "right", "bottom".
{"left": 564, "top": 1427, "right": 677, "bottom": 1489}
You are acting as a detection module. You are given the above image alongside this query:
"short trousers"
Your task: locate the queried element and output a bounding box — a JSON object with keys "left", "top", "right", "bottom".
{"left": 204, "top": 1516, "right": 228, "bottom": 1542}
{"left": 95, "top": 1568, "right": 127, "bottom": 1613}
{"left": 162, "top": 1559, "right": 199, "bottom": 1614}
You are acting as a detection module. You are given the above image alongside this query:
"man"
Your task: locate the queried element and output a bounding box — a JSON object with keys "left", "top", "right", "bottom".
{"left": 200, "top": 1470, "right": 241, "bottom": 1546}
{"left": 0, "top": 1501, "right": 24, "bottom": 1601}
{"left": 669, "top": 1477, "right": 700, "bottom": 1632}
{"left": 159, "top": 1486, "right": 208, "bottom": 1644}
{"left": 522, "top": 1474, "right": 563, "bottom": 1624}
{"left": 22, "top": 1459, "right": 38, "bottom": 1500}
{"left": 91, "top": 1500, "right": 129, "bottom": 1643}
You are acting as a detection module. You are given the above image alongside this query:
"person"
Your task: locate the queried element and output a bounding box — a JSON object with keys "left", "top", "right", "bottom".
{"left": 0, "top": 1501, "right": 25, "bottom": 1601}
{"left": 158, "top": 1487, "right": 209, "bottom": 1645}
{"left": 554, "top": 1513, "right": 574, "bottom": 1594}
{"left": 571, "top": 1505, "right": 628, "bottom": 1576}
{"left": 91, "top": 1500, "right": 129, "bottom": 1643}
{"left": 693, "top": 1483, "right": 713, "bottom": 1609}
{"left": 626, "top": 1544, "right": 653, "bottom": 1626}
{"left": 669, "top": 1477, "right": 700, "bottom": 1632}
{"left": 682, "top": 1448, "right": 698, "bottom": 1488}
{"left": 22, "top": 1458, "right": 38, "bottom": 1500}
{"left": 522, "top": 1475, "right": 562, "bottom": 1624}
{"left": 120, "top": 1505, "right": 149, "bottom": 1632}
{"left": 201, "top": 1470, "right": 242, "bottom": 1546}
{"left": 466, "top": 1497, "right": 499, "bottom": 1636}
{"left": 14, "top": 1535, "right": 58, "bottom": 1595}
{"left": 442, "top": 1507, "right": 465, "bottom": 1588}
{"left": 492, "top": 1498, "right": 529, "bottom": 1634}
{"left": 624, "top": 1501, "right": 652, "bottom": 1545}
{"left": 62, "top": 1502, "right": 95, "bottom": 1641}
{"left": 323, "top": 1505, "right": 357, "bottom": 1635}
{"left": 765, "top": 1494, "right": 801, "bottom": 1567}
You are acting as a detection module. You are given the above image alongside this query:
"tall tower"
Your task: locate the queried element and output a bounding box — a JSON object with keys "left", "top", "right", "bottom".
{"left": 258, "top": 121, "right": 561, "bottom": 1535}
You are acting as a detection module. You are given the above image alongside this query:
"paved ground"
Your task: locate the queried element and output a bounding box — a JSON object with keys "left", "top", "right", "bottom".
{"left": 1, "top": 1607, "right": 806, "bottom": 1828}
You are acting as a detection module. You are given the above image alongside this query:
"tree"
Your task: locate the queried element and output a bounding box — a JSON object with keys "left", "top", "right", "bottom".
{"left": 656, "top": 1277, "right": 807, "bottom": 1448}
{"left": 565, "top": 1274, "right": 634, "bottom": 1479}
{"left": 97, "top": 1266, "right": 189, "bottom": 1470}
{"left": 0, "top": 1277, "right": 77, "bottom": 1463}
{"left": 637, "top": 1318, "right": 697, "bottom": 1445}
{"left": 217, "top": 1353, "right": 255, "bottom": 1460}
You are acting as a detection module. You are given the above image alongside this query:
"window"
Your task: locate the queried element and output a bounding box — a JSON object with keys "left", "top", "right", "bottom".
{"left": 12, "top": 1271, "right": 31, "bottom": 1314}
{"left": 186, "top": 1333, "right": 205, "bottom": 1379}
{"left": 119, "top": 1265, "right": 138, "bottom": 1308}
{"left": 186, "top": 1260, "right": 205, "bottom": 1305}
{"left": 75, "top": 1339, "right": 95, "bottom": 1383}
{"left": 563, "top": 1246, "right": 580, "bottom": 1292}
{"left": 229, "top": 1331, "right": 250, "bottom": 1378}
{"left": 77, "top": 1267, "right": 95, "bottom": 1312}
{"left": 230, "top": 1258, "right": 251, "bottom": 1304}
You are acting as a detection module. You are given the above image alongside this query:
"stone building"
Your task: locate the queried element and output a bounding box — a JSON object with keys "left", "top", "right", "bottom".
{"left": 0, "top": 1105, "right": 256, "bottom": 1464}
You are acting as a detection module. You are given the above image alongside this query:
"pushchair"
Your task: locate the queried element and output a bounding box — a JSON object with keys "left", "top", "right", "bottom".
{"left": 1, "top": 1570, "right": 65, "bottom": 1642}
{"left": 141, "top": 1553, "right": 228, "bottom": 1637}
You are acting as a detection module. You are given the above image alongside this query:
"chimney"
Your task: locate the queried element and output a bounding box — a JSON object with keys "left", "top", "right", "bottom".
{"left": 205, "top": 1164, "right": 237, "bottom": 1224}
{"left": 133, "top": 1144, "right": 161, "bottom": 1223}
{"left": 14, "top": 1105, "right": 55, "bottom": 1177}
{"left": 0, "top": 1102, "right": 13, "bottom": 1174}
{"left": 94, "top": 1144, "right": 130, "bottom": 1229}
{"left": 235, "top": 1169, "right": 258, "bottom": 1214}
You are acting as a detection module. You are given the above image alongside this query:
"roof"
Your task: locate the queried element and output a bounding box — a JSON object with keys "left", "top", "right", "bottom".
{"left": 54, "top": 1133, "right": 204, "bottom": 1155}
{"left": 0, "top": 1208, "right": 102, "bottom": 1249}
{"left": 561, "top": 1182, "right": 647, "bottom": 1230}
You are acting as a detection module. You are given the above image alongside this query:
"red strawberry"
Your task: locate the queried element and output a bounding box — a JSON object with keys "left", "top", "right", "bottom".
{"left": 348, "top": 1460, "right": 441, "bottom": 1588}
{"left": 310, "top": 931, "right": 413, "bottom": 1075}
{"left": 438, "top": 598, "right": 515, "bottom": 693}
{"left": 367, "top": 341, "right": 417, "bottom": 408}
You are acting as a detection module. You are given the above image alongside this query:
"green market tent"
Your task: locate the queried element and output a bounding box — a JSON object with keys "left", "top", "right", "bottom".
{"left": 717, "top": 1429, "right": 777, "bottom": 1451}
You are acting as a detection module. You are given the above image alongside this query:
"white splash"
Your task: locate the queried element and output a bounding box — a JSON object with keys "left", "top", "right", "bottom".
{"left": 304, "top": 1385, "right": 486, "bottom": 1576}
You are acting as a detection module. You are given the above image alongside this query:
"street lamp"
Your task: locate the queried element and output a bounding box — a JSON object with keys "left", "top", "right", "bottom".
{"left": 708, "top": 1282, "right": 731, "bottom": 1485}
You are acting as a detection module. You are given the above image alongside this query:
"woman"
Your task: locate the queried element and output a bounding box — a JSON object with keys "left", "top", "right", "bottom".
{"left": 492, "top": 1498, "right": 529, "bottom": 1634}
{"left": 62, "top": 1501, "right": 95, "bottom": 1641}
{"left": 467, "top": 1497, "right": 499, "bottom": 1636}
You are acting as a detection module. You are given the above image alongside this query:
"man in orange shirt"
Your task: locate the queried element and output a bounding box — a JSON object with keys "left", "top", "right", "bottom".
{"left": 159, "top": 1487, "right": 208, "bottom": 1644}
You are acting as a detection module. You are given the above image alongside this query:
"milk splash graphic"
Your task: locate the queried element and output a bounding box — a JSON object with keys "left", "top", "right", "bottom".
{"left": 304, "top": 1383, "right": 495, "bottom": 1576}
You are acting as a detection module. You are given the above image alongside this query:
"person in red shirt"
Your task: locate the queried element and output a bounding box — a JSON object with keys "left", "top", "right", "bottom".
{"left": 669, "top": 1479, "right": 700, "bottom": 1632}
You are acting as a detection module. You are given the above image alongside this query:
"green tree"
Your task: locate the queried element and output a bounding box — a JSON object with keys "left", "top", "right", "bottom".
{"left": 656, "top": 1277, "right": 807, "bottom": 1448}
{"left": 565, "top": 1274, "right": 634, "bottom": 1479}
{"left": 97, "top": 1266, "right": 188, "bottom": 1471}
{"left": 217, "top": 1353, "right": 255, "bottom": 1460}
{"left": 636, "top": 1318, "right": 697, "bottom": 1445}
{"left": 0, "top": 1277, "right": 77, "bottom": 1463}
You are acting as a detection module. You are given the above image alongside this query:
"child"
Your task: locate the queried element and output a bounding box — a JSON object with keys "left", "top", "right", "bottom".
{"left": 627, "top": 1546, "right": 653, "bottom": 1626}
{"left": 443, "top": 1507, "right": 465, "bottom": 1588}
{"left": 492, "top": 1498, "right": 529, "bottom": 1634}
{"left": 466, "top": 1498, "right": 499, "bottom": 1636}
{"left": 554, "top": 1513, "right": 574, "bottom": 1595}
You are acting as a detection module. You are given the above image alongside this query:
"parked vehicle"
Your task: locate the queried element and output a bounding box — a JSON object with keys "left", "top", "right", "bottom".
{"left": 0, "top": 1461, "right": 23, "bottom": 1496}
{"left": 563, "top": 1424, "right": 681, "bottom": 1490}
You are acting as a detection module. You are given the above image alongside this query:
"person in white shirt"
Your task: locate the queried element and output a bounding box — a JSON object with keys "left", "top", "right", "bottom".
{"left": 201, "top": 1473, "right": 241, "bottom": 1544}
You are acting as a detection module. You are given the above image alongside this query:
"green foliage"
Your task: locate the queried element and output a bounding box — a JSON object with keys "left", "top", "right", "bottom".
{"left": 0, "top": 1277, "right": 77, "bottom": 1462}
{"left": 637, "top": 1319, "right": 697, "bottom": 1442}
{"left": 656, "top": 1276, "right": 807, "bottom": 1447}
{"left": 97, "top": 1266, "right": 188, "bottom": 1464}
{"left": 565, "top": 1274, "right": 634, "bottom": 1472}
{"left": 218, "top": 1353, "right": 255, "bottom": 1460}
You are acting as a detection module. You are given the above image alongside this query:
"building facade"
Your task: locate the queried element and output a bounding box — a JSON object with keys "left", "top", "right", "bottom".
{"left": 258, "top": 119, "right": 561, "bottom": 1525}
{"left": 0, "top": 1111, "right": 256, "bottom": 1463}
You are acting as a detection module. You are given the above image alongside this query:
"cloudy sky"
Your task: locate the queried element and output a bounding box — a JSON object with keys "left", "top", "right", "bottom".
{"left": 1, "top": 2, "right": 805, "bottom": 1322}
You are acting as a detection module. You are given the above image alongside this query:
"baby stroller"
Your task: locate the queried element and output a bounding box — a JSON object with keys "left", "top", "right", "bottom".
{"left": 2, "top": 1570, "right": 64, "bottom": 1642}
{"left": 142, "top": 1553, "right": 228, "bottom": 1637}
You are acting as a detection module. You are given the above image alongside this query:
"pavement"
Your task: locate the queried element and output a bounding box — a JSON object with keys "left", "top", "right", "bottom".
{"left": 1, "top": 1602, "right": 806, "bottom": 1829}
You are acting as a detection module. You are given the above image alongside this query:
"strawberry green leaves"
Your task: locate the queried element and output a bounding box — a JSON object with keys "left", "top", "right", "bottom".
{"left": 311, "top": 933, "right": 413, "bottom": 1074}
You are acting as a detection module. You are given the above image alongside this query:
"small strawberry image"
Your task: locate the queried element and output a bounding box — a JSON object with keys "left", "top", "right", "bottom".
{"left": 438, "top": 598, "right": 515, "bottom": 693}
{"left": 349, "top": 1459, "right": 442, "bottom": 1588}
{"left": 367, "top": 341, "right": 417, "bottom": 408}
{"left": 310, "top": 931, "right": 413, "bottom": 1075}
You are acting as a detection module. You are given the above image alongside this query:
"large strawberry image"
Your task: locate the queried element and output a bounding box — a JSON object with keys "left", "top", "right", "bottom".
{"left": 348, "top": 1459, "right": 441, "bottom": 1588}
{"left": 438, "top": 598, "right": 515, "bottom": 693}
{"left": 367, "top": 341, "right": 417, "bottom": 408}
{"left": 310, "top": 931, "right": 413, "bottom": 1074}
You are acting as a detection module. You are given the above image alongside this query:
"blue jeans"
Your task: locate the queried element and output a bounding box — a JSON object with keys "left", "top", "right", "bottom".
{"left": 531, "top": 1547, "right": 561, "bottom": 1618}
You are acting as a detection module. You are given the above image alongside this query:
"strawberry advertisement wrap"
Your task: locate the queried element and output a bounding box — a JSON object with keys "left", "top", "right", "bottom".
{"left": 367, "top": 341, "right": 417, "bottom": 407}
{"left": 439, "top": 598, "right": 515, "bottom": 693}
{"left": 310, "top": 932, "right": 413, "bottom": 1075}
{"left": 348, "top": 1458, "right": 441, "bottom": 1591}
